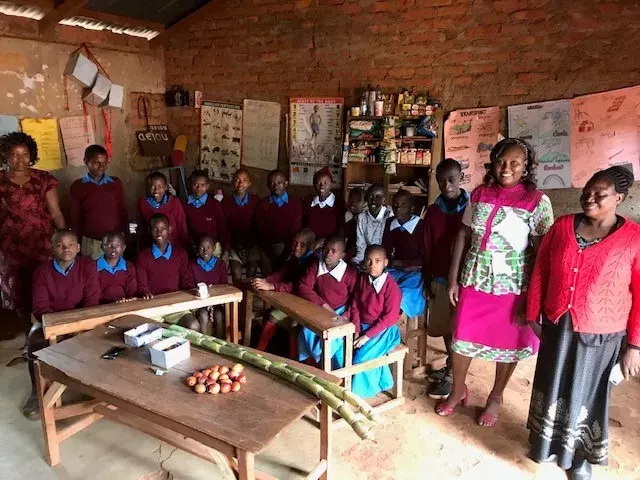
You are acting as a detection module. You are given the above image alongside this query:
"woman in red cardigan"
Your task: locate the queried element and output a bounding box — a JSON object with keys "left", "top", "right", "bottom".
{"left": 525, "top": 166, "right": 640, "bottom": 480}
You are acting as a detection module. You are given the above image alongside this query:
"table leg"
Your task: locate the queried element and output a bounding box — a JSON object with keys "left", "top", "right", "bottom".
{"left": 224, "top": 303, "right": 231, "bottom": 342}
{"left": 35, "top": 362, "right": 60, "bottom": 466}
{"left": 343, "top": 334, "right": 353, "bottom": 391}
{"left": 244, "top": 290, "right": 254, "bottom": 347}
{"left": 237, "top": 450, "right": 255, "bottom": 480}
{"left": 232, "top": 301, "right": 239, "bottom": 344}
{"left": 321, "top": 339, "right": 331, "bottom": 372}
{"left": 320, "top": 402, "right": 332, "bottom": 480}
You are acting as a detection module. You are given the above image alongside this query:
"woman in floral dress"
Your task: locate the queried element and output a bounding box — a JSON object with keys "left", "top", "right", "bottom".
{"left": 436, "top": 138, "right": 554, "bottom": 426}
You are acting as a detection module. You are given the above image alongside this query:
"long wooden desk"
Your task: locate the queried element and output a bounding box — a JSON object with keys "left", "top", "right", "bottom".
{"left": 35, "top": 315, "right": 338, "bottom": 480}
{"left": 42, "top": 284, "right": 243, "bottom": 344}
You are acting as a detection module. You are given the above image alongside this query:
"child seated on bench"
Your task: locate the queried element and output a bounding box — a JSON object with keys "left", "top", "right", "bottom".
{"left": 350, "top": 245, "right": 402, "bottom": 398}
{"left": 96, "top": 231, "right": 137, "bottom": 304}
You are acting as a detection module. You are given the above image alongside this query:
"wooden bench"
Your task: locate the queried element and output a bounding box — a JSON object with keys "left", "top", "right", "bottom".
{"left": 401, "top": 311, "right": 429, "bottom": 376}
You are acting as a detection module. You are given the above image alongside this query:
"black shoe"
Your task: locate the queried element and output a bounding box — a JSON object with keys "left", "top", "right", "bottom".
{"left": 427, "top": 376, "right": 452, "bottom": 399}
{"left": 427, "top": 367, "right": 447, "bottom": 383}
{"left": 567, "top": 459, "right": 592, "bottom": 480}
{"left": 22, "top": 393, "right": 40, "bottom": 420}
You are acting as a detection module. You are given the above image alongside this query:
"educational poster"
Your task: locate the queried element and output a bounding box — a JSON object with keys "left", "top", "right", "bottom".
{"left": 289, "top": 97, "right": 343, "bottom": 187}
{"left": 508, "top": 100, "right": 571, "bottom": 189}
{"left": 20, "top": 118, "right": 63, "bottom": 170}
{"left": 242, "top": 99, "right": 281, "bottom": 171}
{"left": 200, "top": 101, "right": 242, "bottom": 183}
{"left": 0, "top": 115, "right": 20, "bottom": 136}
{"left": 570, "top": 85, "right": 640, "bottom": 187}
{"left": 58, "top": 115, "right": 95, "bottom": 167}
{"left": 444, "top": 107, "right": 500, "bottom": 189}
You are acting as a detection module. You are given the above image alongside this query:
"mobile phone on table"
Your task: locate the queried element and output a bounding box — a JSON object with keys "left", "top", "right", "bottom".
{"left": 102, "top": 346, "right": 127, "bottom": 359}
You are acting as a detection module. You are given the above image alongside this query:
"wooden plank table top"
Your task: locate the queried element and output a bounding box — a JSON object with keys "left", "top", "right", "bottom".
{"left": 36, "top": 315, "right": 337, "bottom": 455}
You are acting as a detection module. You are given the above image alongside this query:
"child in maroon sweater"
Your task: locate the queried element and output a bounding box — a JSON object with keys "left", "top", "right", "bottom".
{"left": 303, "top": 168, "right": 344, "bottom": 251}
{"left": 69, "top": 144, "right": 129, "bottom": 259}
{"left": 96, "top": 231, "right": 137, "bottom": 304}
{"left": 136, "top": 171, "right": 189, "bottom": 251}
{"left": 251, "top": 228, "right": 316, "bottom": 355}
{"left": 255, "top": 170, "right": 303, "bottom": 275}
{"left": 344, "top": 187, "right": 365, "bottom": 261}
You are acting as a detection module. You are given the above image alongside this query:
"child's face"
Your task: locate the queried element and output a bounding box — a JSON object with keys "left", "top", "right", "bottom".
{"left": 148, "top": 178, "right": 167, "bottom": 202}
{"left": 347, "top": 192, "right": 364, "bottom": 215}
{"left": 292, "top": 233, "right": 312, "bottom": 259}
{"left": 493, "top": 147, "right": 526, "bottom": 188}
{"left": 233, "top": 171, "right": 251, "bottom": 196}
{"left": 314, "top": 174, "right": 332, "bottom": 199}
{"left": 268, "top": 173, "right": 288, "bottom": 197}
{"left": 368, "top": 188, "right": 386, "bottom": 215}
{"left": 190, "top": 176, "right": 209, "bottom": 199}
{"left": 322, "top": 240, "right": 344, "bottom": 270}
{"left": 86, "top": 154, "right": 108, "bottom": 179}
{"left": 102, "top": 235, "right": 125, "bottom": 261}
{"left": 52, "top": 233, "right": 80, "bottom": 263}
{"left": 150, "top": 220, "right": 171, "bottom": 247}
{"left": 198, "top": 238, "right": 216, "bottom": 262}
{"left": 365, "top": 249, "right": 388, "bottom": 278}
{"left": 436, "top": 166, "right": 463, "bottom": 199}
{"left": 392, "top": 194, "right": 412, "bottom": 222}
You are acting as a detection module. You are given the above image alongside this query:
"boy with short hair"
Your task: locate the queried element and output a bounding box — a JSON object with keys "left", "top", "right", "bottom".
{"left": 96, "top": 231, "right": 137, "bottom": 304}
{"left": 344, "top": 187, "right": 365, "bottom": 260}
{"left": 69, "top": 144, "right": 129, "bottom": 259}
{"left": 353, "top": 183, "right": 392, "bottom": 265}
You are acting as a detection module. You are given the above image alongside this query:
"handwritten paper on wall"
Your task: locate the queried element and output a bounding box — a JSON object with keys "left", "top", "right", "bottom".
{"left": 0, "top": 115, "right": 20, "bottom": 136}
{"left": 242, "top": 99, "right": 281, "bottom": 171}
{"left": 20, "top": 118, "right": 63, "bottom": 171}
{"left": 570, "top": 85, "right": 640, "bottom": 187}
{"left": 58, "top": 116, "right": 95, "bottom": 167}
{"left": 444, "top": 107, "right": 500, "bottom": 189}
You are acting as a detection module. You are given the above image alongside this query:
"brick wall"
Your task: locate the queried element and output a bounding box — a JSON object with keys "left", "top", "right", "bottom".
{"left": 164, "top": 0, "right": 640, "bottom": 215}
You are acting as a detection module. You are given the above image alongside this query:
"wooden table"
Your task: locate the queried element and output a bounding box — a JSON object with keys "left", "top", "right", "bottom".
{"left": 244, "top": 289, "right": 356, "bottom": 389}
{"left": 42, "top": 284, "right": 243, "bottom": 344}
{"left": 35, "top": 315, "right": 338, "bottom": 480}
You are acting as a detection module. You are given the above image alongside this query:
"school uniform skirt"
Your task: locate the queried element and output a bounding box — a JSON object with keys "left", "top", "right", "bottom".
{"left": 527, "top": 313, "right": 624, "bottom": 469}
{"left": 298, "top": 306, "right": 347, "bottom": 370}
{"left": 387, "top": 268, "right": 426, "bottom": 319}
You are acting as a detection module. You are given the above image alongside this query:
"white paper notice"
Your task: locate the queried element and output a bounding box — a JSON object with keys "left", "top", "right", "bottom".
{"left": 58, "top": 116, "right": 96, "bottom": 167}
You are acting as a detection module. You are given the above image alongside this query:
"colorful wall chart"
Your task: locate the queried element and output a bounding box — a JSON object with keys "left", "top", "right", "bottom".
{"left": 200, "top": 101, "right": 243, "bottom": 182}
{"left": 20, "top": 117, "right": 63, "bottom": 170}
{"left": 508, "top": 100, "right": 571, "bottom": 189}
{"left": 58, "top": 115, "right": 96, "bottom": 167}
{"left": 444, "top": 107, "right": 500, "bottom": 189}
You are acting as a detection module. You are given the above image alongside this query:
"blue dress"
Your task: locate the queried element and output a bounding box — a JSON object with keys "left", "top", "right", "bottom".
{"left": 387, "top": 268, "right": 426, "bottom": 318}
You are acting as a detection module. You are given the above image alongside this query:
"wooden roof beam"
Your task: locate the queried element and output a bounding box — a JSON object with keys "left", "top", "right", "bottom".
{"left": 149, "top": 0, "right": 216, "bottom": 48}
{"left": 38, "top": 0, "right": 87, "bottom": 34}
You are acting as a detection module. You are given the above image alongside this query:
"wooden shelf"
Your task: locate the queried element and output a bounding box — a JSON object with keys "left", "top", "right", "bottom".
{"left": 395, "top": 164, "right": 431, "bottom": 168}
{"left": 348, "top": 114, "right": 433, "bottom": 121}
{"left": 347, "top": 162, "right": 382, "bottom": 166}
{"left": 397, "top": 136, "right": 433, "bottom": 141}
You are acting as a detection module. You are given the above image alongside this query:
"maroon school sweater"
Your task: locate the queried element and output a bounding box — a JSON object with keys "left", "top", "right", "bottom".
{"left": 303, "top": 198, "right": 345, "bottom": 240}
{"left": 254, "top": 196, "right": 303, "bottom": 249}
{"left": 222, "top": 194, "right": 259, "bottom": 249}
{"left": 136, "top": 196, "right": 190, "bottom": 250}
{"left": 183, "top": 197, "right": 230, "bottom": 250}
{"left": 189, "top": 258, "right": 228, "bottom": 285}
{"left": 344, "top": 216, "right": 358, "bottom": 260}
{"left": 423, "top": 203, "right": 465, "bottom": 281}
{"left": 264, "top": 253, "right": 315, "bottom": 294}
{"left": 382, "top": 217, "right": 425, "bottom": 268}
{"left": 96, "top": 260, "right": 137, "bottom": 304}
{"left": 69, "top": 177, "right": 129, "bottom": 240}
{"left": 136, "top": 245, "right": 195, "bottom": 296}
{"left": 297, "top": 259, "right": 357, "bottom": 310}
{"left": 32, "top": 257, "right": 100, "bottom": 318}
{"left": 350, "top": 273, "right": 402, "bottom": 338}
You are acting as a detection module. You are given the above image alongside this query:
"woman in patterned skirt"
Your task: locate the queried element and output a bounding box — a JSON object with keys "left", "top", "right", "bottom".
{"left": 435, "top": 138, "right": 554, "bottom": 426}
{"left": 525, "top": 166, "right": 640, "bottom": 480}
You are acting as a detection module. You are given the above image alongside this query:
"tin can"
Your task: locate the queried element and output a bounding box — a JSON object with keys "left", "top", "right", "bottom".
{"left": 351, "top": 106, "right": 361, "bottom": 117}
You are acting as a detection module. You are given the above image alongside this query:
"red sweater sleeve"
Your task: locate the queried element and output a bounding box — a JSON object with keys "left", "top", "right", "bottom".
{"left": 32, "top": 265, "right": 52, "bottom": 319}
{"left": 125, "top": 262, "right": 138, "bottom": 298}
{"left": 69, "top": 180, "right": 83, "bottom": 238}
{"left": 628, "top": 248, "right": 640, "bottom": 347}
{"left": 526, "top": 223, "right": 554, "bottom": 323}
{"left": 81, "top": 261, "right": 101, "bottom": 308}
{"left": 265, "top": 268, "right": 294, "bottom": 293}
{"left": 136, "top": 254, "right": 151, "bottom": 296}
{"left": 297, "top": 261, "right": 326, "bottom": 306}
{"left": 365, "top": 280, "right": 402, "bottom": 338}
{"left": 116, "top": 179, "right": 130, "bottom": 235}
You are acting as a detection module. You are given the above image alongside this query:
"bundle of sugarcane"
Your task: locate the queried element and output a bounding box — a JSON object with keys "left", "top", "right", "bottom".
{"left": 162, "top": 324, "right": 376, "bottom": 440}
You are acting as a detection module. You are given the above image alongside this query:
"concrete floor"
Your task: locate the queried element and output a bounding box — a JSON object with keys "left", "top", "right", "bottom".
{"left": 1, "top": 335, "right": 638, "bottom": 480}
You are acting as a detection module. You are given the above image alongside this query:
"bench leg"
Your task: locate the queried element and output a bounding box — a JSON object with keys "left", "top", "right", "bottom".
{"left": 391, "top": 356, "right": 404, "bottom": 400}
{"left": 224, "top": 303, "right": 231, "bottom": 342}
{"left": 232, "top": 301, "right": 239, "bottom": 344}
{"left": 237, "top": 450, "right": 255, "bottom": 480}
{"left": 244, "top": 290, "right": 254, "bottom": 347}
{"left": 418, "top": 312, "right": 427, "bottom": 369}
{"left": 35, "top": 362, "right": 60, "bottom": 466}
{"left": 321, "top": 339, "right": 331, "bottom": 372}
{"left": 343, "top": 334, "right": 353, "bottom": 391}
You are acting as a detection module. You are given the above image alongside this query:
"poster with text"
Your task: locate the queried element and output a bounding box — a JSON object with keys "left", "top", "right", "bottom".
{"left": 242, "top": 99, "right": 281, "bottom": 171}
{"left": 289, "top": 97, "right": 343, "bottom": 187}
{"left": 200, "top": 101, "right": 243, "bottom": 183}
{"left": 508, "top": 100, "right": 571, "bottom": 189}
{"left": 444, "top": 107, "right": 499, "bottom": 189}
{"left": 59, "top": 115, "right": 95, "bottom": 167}
{"left": 570, "top": 85, "right": 640, "bottom": 187}
{"left": 20, "top": 117, "right": 63, "bottom": 170}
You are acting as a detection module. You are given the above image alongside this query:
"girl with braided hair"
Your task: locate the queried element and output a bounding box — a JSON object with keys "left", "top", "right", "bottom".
{"left": 525, "top": 166, "right": 640, "bottom": 480}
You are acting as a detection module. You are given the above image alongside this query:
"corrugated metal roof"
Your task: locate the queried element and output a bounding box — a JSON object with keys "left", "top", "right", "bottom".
{"left": 84, "top": 0, "right": 208, "bottom": 27}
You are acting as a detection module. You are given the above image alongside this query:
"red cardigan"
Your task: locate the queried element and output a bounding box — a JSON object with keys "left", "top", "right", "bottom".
{"left": 526, "top": 215, "right": 640, "bottom": 347}
{"left": 350, "top": 273, "right": 402, "bottom": 338}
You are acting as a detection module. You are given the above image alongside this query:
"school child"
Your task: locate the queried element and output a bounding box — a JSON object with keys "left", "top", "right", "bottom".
{"left": 24, "top": 229, "right": 100, "bottom": 417}
{"left": 251, "top": 228, "right": 316, "bottom": 355}
{"left": 303, "top": 168, "right": 344, "bottom": 250}
{"left": 189, "top": 236, "right": 227, "bottom": 337}
{"left": 222, "top": 168, "right": 260, "bottom": 283}
{"left": 344, "top": 187, "right": 365, "bottom": 260}
{"left": 255, "top": 169, "right": 303, "bottom": 274}
{"left": 96, "top": 231, "right": 137, "bottom": 304}
{"left": 424, "top": 159, "right": 469, "bottom": 399}
{"left": 183, "top": 170, "right": 229, "bottom": 258}
{"left": 349, "top": 245, "right": 402, "bottom": 398}
{"left": 353, "top": 183, "right": 393, "bottom": 265}
{"left": 136, "top": 171, "right": 189, "bottom": 251}
{"left": 382, "top": 189, "right": 426, "bottom": 319}
{"left": 69, "top": 144, "right": 129, "bottom": 259}
{"left": 297, "top": 236, "right": 358, "bottom": 368}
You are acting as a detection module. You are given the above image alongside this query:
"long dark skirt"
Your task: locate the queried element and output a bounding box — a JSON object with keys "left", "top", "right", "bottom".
{"left": 527, "top": 313, "right": 624, "bottom": 469}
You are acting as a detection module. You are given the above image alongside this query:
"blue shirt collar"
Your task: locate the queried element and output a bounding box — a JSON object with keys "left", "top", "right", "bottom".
{"left": 187, "top": 193, "right": 208, "bottom": 208}
{"left": 268, "top": 192, "right": 288, "bottom": 207}
{"left": 233, "top": 192, "right": 249, "bottom": 206}
{"left": 152, "top": 243, "right": 173, "bottom": 260}
{"left": 435, "top": 189, "right": 469, "bottom": 215}
{"left": 81, "top": 173, "right": 113, "bottom": 186}
{"left": 146, "top": 194, "right": 169, "bottom": 209}
{"left": 299, "top": 250, "right": 314, "bottom": 262}
{"left": 96, "top": 256, "right": 127, "bottom": 274}
{"left": 53, "top": 259, "right": 75, "bottom": 276}
{"left": 197, "top": 256, "right": 218, "bottom": 272}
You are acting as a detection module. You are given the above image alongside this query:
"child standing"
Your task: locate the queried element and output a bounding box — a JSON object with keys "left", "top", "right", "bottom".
{"left": 303, "top": 168, "right": 344, "bottom": 250}
{"left": 353, "top": 184, "right": 392, "bottom": 265}
{"left": 344, "top": 187, "right": 365, "bottom": 261}
{"left": 349, "top": 245, "right": 402, "bottom": 398}
{"left": 255, "top": 170, "right": 303, "bottom": 274}
{"left": 69, "top": 145, "right": 129, "bottom": 259}
{"left": 96, "top": 231, "right": 137, "bottom": 304}
{"left": 222, "top": 169, "right": 260, "bottom": 283}
{"left": 423, "top": 159, "right": 469, "bottom": 399}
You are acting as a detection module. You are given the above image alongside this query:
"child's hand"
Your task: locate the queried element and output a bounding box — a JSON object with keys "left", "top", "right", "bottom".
{"left": 142, "top": 293, "right": 154, "bottom": 300}
{"left": 354, "top": 335, "right": 370, "bottom": 349}
{"left": 166, "top": 183, "right": 177, "bottom": 196}
{"left": 251, "top": 278, "right": 274, "bottom": 291}
{"left": 116, "top": 297, "right": 138, "bottom": 304}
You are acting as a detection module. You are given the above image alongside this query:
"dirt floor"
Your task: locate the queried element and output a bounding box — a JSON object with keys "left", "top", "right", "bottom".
{"left": 0, "top": 334, "right": 638, "bottom": 480}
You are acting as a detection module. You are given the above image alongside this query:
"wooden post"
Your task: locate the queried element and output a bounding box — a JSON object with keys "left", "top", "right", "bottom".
{"left": 244, "top": 290, "right": 254, "bottom": 347}
{"left": 391, "top": 357, "right": 404, "bottom": 400}
{"left": 237, "top": 450, "right": 255, "bottom": 480}
{"left": 224, "top": 303, "right": 231, "bottom": 342}
{"left": 232, "top": 301, "right": 239, "bottom": 344}
{"left": 343, "top": 334, "right": 353, "bottom": 391}
{"left": 320, "top": 402, "right": 332, "bottom": 480}
{"left": 321, "top": 339, "right": 332, "bottom": 372}
{"left": 35, "top": 362, "right": 60, "bottom": 466}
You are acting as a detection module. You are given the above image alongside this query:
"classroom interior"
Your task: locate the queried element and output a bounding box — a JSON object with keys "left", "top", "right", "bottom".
{"left": 0, "top": 1, "right": 639, "bottom": 479}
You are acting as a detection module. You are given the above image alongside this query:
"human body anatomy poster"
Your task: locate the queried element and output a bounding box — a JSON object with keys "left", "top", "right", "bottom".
{"left": 289, "top": 97, "right": 343, "bottom": 186}
{"left": 508, "top": 100, "right": 571, "bottom": 189}
{"left": 200, "top": 101, "right": 242, "bottom": 183}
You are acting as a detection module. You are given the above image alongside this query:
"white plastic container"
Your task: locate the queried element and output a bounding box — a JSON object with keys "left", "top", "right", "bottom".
{"left": 123, "top": 323, "right": 163, "bottom": 347}
{"left": 150, "top": 337, "right": 190, "bottom": 369}
{"left": 197, "top": 282, "right": 209, "bottom": 299}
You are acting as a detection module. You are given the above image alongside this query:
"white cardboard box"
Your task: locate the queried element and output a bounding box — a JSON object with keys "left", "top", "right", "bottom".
{"left": 83, "top": 74, "right": 111, "bottom": 106}
{"left": 150, "top": 337, "right": 190, "bottom": 369}
{"left": 123, "top": 323, "right": 163, "bottom": 347}
{"left": 102, "top": 83, "right": 124, "bottom": 109}
{"left": 64, "top": 51, "right": 98, "bottom": 88}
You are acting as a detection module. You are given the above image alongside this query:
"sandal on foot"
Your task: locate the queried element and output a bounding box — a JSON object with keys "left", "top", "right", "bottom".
{"left": 434, "top": 386, "right": 468, "bottom": 416}
{"left": 477, "top": 396, "right": 503, "bottom": 427}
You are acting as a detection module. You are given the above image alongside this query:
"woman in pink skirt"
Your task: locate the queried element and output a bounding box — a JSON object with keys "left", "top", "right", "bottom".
{"left": 435, "top": 138, "right": 554, "bottom": 426}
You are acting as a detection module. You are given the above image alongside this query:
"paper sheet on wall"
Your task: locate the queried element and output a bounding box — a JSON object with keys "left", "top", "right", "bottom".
{"left": 0, "top": 115, "right": 20, "bottom": 136}
{"left": 242, "top": 99, "right": 280, "bottom": 171}
{"left": 508, "top": 100, "right": 571, "bottom": 189}
{"left": 58, "top": 116, "right": 96, "bottom": 167}
{"left": 200, "top": 101, "right": 243, "bottom": 182}
{"left": 570, "top": 85, "right": 640, "bottom": 187}
{"left": 444, "top": 107, "right": 500, "bottom": 189}
{"left": 20, "top": 117, "right": 63, "bottom": 171}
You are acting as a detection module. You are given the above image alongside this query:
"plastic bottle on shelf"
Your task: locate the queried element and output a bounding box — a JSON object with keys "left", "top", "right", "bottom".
{"left": 341, "top": 134, "right": 349, "bottom": 167}
{"left": 368, "top": 85, "right": 375, "bottom": 116}
{"left": 360, "top": 91, "right": 368, "bottom": 116}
